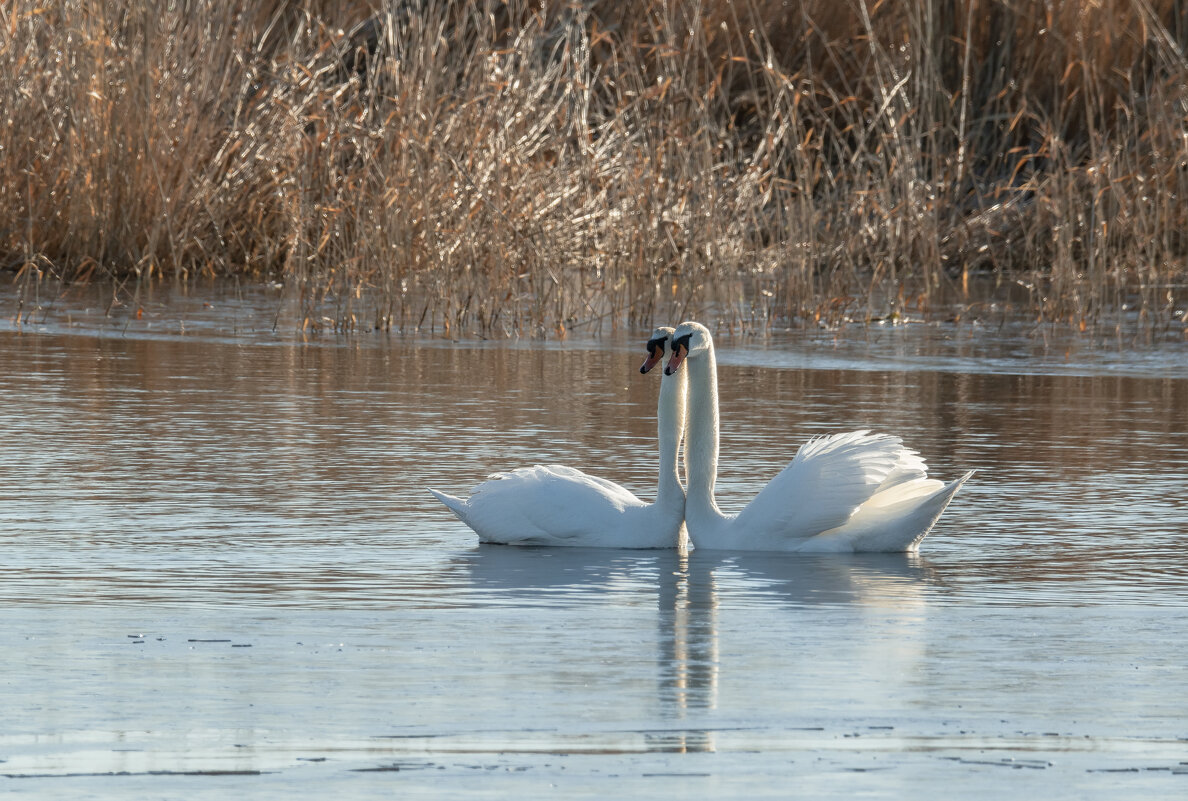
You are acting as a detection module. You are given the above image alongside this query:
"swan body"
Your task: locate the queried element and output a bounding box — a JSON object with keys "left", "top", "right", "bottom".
{"left": 665, "top": 321, "right": 971, "bottom": 553}
{"left": 429, "top": 328, "right": 688, "bottom": 548}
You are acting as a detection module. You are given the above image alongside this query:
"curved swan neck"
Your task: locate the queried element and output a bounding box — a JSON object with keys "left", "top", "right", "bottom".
{"left": 655, "top": 363, "right": 687, "bottom": 506}
{"left": 683, "top": 341, "right": 720, "bottom": 511}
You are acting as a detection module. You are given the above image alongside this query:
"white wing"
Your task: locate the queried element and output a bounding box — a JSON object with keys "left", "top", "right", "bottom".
{"left": 432, "top": 465, "right": 645, "bottom": 546}
{"left": 797, "top": 470, "right": 974, "bottom": 552}
{"left": 733, "top": 430, "right": 907, "bottom": 543}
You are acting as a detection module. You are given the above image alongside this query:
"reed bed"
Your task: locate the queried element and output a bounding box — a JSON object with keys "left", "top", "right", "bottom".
{"left": 2, "top": 0, "right": 1186, "bottom": 336}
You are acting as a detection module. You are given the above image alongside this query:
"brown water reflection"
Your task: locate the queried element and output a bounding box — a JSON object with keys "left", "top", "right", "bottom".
{"left": 1, "top": 326, "right": 1186, "bottom": 607}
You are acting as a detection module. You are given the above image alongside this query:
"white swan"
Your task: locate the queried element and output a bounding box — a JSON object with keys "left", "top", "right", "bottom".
{"left": 428, "top": 327, "right": 688, "bottom": 548}
{"left": 663, "top": 321, "right": 972, "bottom": 552}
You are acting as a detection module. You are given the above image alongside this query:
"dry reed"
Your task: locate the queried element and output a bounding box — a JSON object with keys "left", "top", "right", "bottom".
{"left": 2, "top": 0, "right": 1186, "bottom": 337}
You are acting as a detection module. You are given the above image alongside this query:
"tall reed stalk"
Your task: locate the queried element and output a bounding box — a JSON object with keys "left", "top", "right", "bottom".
{"left": 2, "top": 0, "right": 1186, "bottom": 336}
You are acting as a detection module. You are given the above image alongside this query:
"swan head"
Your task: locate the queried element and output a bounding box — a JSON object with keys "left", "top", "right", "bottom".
{"left": 640, "top": 326, "right": 674, "bottom": 374}
{"left": 664, "top": 321, "right": 711, "bottom": 375}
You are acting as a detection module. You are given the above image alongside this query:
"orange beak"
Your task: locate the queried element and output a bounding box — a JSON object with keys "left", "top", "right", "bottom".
{"left": 664, "top": 343, "right": 687, "bottom": 375}
{"left": 640, "top": 348, "right": 663, "bottom": 374}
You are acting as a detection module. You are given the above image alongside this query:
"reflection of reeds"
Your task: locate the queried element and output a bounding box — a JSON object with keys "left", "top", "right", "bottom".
{"left": 2, "top": 1, "right": 1186, "bottom": 335}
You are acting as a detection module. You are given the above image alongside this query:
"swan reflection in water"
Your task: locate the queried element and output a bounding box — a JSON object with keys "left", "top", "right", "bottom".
{"left": 454, "top": 546, "right": 938, "bottom": 754}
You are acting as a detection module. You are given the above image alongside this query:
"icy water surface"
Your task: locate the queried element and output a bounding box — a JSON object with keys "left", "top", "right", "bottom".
{"left": 2, "top": 289, "right": 1187, "bottom": 799}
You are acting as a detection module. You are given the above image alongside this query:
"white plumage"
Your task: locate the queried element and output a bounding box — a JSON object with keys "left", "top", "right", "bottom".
{"left": 428, "top": 328, "right": 688, "bottom": 548}
{"left": 665, "top": 321, "right": 971, "bottom": 552}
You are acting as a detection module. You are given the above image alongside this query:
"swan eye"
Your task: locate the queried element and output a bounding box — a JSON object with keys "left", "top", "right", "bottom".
{"left": 645, "top": 337, "right": 666, "bottom": 355}
{"left": 673, "top": 333, "right": 693, "bottom": 353}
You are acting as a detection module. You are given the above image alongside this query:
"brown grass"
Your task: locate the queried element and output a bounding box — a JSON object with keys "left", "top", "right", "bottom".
{"left": 2, "top": 0, "right": 1187, "bottom": 336}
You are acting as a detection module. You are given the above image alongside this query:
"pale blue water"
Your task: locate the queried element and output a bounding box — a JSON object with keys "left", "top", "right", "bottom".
{"left": 1, "top": 284, "right": 1187, "bottom": 799}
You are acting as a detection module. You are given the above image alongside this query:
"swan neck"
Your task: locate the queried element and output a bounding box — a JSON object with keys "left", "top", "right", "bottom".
{"left": 655, "top": 364, "right": 687, "bottom": 505}
{"left": 683, "top": 343, "right": 719, "bottom": 509}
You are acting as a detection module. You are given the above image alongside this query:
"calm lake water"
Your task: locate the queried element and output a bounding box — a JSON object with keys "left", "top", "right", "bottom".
{"left": 2, "top": 284, "right": 1187, "bottom": 799}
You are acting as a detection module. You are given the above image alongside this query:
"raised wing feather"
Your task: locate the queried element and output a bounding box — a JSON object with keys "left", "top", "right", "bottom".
{"left": 733, "top": 430, "right": 906, "bottom": 543}
{"left": 874, "top": 445, "right": 929, "bottom": 492}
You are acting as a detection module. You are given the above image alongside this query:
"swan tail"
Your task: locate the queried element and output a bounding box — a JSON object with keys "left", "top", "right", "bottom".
{"left": 902, "top": 470, "right": 975, "bottom": 545}
{"left": 428, "top": 488, "right": 469, "bottom": 520}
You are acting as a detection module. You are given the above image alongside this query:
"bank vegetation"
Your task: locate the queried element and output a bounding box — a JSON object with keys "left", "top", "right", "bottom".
{"left": 3, "top": 0, "right": 1187, "bottom": 336}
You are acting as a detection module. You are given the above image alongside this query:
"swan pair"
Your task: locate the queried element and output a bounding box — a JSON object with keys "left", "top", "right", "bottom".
{"left": 430, "top": 322, "right": 971, "bottom": 552}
